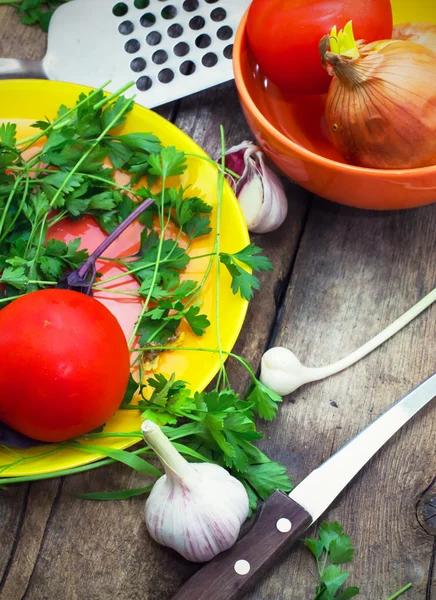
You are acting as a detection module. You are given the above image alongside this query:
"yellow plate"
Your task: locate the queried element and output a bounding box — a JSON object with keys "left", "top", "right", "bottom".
{"left": 0, "top": 80, "right": 249, "bottom": 477}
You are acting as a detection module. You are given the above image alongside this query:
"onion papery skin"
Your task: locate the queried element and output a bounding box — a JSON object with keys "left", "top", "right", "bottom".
{"left": 324, "top": 40, "right": 436, "bottom": 169}
{"left": 393, "top": 22, "right": 436, "bottom": 55}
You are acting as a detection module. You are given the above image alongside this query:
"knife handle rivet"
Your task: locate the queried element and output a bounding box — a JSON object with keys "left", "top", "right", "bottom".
{"left": 276, "top": 518, "right": 292, "bottom": 533}
{"left": 234, "top": 560, "right": 251, "bottom": 576}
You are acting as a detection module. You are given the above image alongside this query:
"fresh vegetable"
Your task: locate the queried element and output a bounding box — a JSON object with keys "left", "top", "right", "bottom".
{"left": 0, "top": 0, "right": 69, "bottom": 31}
{"left": 0, "top": 288, "right": 130, "bottom": 442}
{"left": 304, "top": 521, "right": 359, "bottom": 599}
{"left": 141, "top": 420, "right": 249, "bottom": 562}
{"left": 321, "top": 24, "right": 436, "bottom": 169}
{"left": 224, "top": 141, "right": 288, "bottom": 233}
{"left": 260, "top": 286, "right": 436, "bottom": 395}
{"left": 0, "top": 91, "right": 289, "bottom": 509}
{"left": 246, "top": 0, "right": 393, "bottom": 95}
{"left": 393, "top": 22, "right": 436, "bottom": 55}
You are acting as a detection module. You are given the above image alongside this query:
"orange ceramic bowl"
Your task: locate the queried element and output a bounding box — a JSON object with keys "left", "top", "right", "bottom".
{"left": 233, "top": 1, "right": 436, "bottom": 210}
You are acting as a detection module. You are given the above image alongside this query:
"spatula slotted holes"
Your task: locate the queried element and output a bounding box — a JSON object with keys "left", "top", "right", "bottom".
{"left": 167, "top": 23, "right": 183, "bottom": 38}
{"left": 136, "top": 75, "right": 153, "bottom": 91}
{"left": 195, "top": 34, "right": 211, "bottom": 49}
{"left": 180, "top": 60, "right": 196, "bottom": 76}
{"left": 131, "top": 57, "right": 147, "bottom": 72}
{"left": 174, "top": 42, "right": 190, "bottom": 57}
{"left": 152, "top": 49, "right": 168, "bottom": 65}
{"left": 217, "top": 26, "right": 232, "bottom": 41}
{"left": 113, "top": 0, "right": 239, "bottom": 97}
{"left": 189, "top": 16, "right": 205, "bottom": 31}
{"left": 223, "top": 45, "right": 233, "bottom": 59}
{"left": 158, "top": 68, "right": 174, "bottom": 83}
{"left": 210, "top": 7, "right": 226, "bottom": 22}
{"left": 140, "top": 13, "right": 156, "bottom": 27}
{"left": 125, "top": 38, "right": 141, "bottom": 53}
{"left": 119, "top": 20, "right": 134, "bottom": 35}
{"left": 161, "top": 5, "right": 177, "bottom": 20}
{"left": 202, "top": 52, "right": 218, "bottom": 67}
{"left": 113, "top": 2, "right": 128, "bottom": 16}
{"left": 182, "top": 0, "right": 199, "bottom": 11}
{"left": 146, "top": 31, "right": 162, "bottom": 46}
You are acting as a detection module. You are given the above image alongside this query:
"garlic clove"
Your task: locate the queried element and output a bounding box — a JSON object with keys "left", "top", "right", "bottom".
{"left": 224, "top": 141, "right": 288, "bottom": 234}
{"left": 142, "top": 420, "right": 249, "bottom": 563}
{"left": 237, "top": 173, "right": 265, "bottom": 230}
{"left": 260, "top": 347, "right": 311, "bottom": 396}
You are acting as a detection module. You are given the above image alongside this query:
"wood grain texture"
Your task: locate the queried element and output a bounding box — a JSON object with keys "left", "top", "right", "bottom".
{"left": 1, "top": 6, "right": 436, "bottom": 600}
{"left": 241, "top": 199, "right": 436, "bottom": 600}
{"left": 0, "top": 7, "right": 46, "bottom": 59}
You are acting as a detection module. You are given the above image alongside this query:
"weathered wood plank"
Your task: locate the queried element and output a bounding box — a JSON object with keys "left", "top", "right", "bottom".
{"left": 0, "top": 484, "right": 29, "bottom": 584}
{"left": 1, "top": 481, "right": 60, "bottom": 600}
{"left": 241, "top": 198, "right": 436, "bottom": 599}
{"left": 0, "top": 7, "right": 46, "bottom": 59}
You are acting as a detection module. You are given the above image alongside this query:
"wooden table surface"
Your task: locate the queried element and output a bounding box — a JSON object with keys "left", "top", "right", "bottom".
{"left": 1, "top": 7, "right": 436, "bottom": 600}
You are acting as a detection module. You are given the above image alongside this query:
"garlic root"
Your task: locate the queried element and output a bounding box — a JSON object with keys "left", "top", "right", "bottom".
{"left": 261, "top": 287, "right": 436, "bottom": 396}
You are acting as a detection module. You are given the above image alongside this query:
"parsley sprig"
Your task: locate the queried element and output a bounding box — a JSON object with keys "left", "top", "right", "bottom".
{"left": 304, "top": 521, "right": 359, "bottom": 600}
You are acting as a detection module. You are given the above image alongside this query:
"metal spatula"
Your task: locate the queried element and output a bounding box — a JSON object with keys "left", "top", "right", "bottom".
{"left": 0, "top": 0, "right": 251, "bottom": 107}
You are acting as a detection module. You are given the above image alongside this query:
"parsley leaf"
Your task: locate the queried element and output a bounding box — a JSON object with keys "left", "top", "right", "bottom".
{"left": 243, "top": 462, "right": 291, "bottom": 500}
{"left": 220, "top": 244, "right": 273, "bottom": 301}
{"left": 245, "top": 380, "right": 282, "bottom": 420}
{"left": 184, "top": 305, "right": 210, "bottom": 336}
{"left": 148, "top": 146, "right": 187, "bottom": 178}
{"left": 0, "top": 266, "right": 27, "bottom": 289}
{"left": 0, "top": 123, "right": 17, "bottom": 148}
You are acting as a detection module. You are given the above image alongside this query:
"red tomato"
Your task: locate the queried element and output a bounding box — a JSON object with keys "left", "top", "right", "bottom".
{"left": 246, "top": 0, "right": 393, "bottom": 94}
{"left": 0, "top": 289, "right": 130, "bottom": 442}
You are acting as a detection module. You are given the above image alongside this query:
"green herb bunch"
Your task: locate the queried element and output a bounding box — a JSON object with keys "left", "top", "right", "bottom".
{"left": 0, "top": 83, "right": 291, "bottom": 508}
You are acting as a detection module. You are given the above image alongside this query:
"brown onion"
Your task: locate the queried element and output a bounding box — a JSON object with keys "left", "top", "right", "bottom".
{"left": 321, "top": 38, "right": 436, "bottom": 169}
{"left": 393, "top": 22, "right": 436, "bottom": 55}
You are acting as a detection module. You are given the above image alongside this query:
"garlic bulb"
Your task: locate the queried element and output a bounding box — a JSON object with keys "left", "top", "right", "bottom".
{"left": 260, "top": 347, "right": 310, "bottom": 396}
{"left": 142, "top": 420, "right": 249, "bottom": 562}
{"left": 224, "top": 141, "right": 288, "bottom": 233}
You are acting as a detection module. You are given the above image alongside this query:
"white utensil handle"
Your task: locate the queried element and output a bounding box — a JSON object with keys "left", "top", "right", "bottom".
{"left": 0, "top": 59, "right": 46, "bottom": 79}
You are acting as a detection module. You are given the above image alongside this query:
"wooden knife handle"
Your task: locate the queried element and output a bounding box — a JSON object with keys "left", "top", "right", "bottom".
{"left": 172, "top": 491, "right": 312, "bottom": 600}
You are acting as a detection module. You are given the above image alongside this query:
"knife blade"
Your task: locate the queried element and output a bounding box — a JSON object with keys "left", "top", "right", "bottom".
{"left": 171, "top": 372, "right": 436, "bottom": 600}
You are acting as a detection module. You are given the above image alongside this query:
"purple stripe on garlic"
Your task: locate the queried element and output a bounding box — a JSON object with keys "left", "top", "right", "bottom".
{"left": 141, "top": 420, "right": 249, "bottom": 563}
{"left": 224, "top": 141, "right": 288, "bottom": 234}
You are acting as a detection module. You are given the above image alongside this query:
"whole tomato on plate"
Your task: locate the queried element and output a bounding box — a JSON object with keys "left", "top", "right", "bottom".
{"left": 246, "top": 0, "right": 393, "bottom": 94}
{"left": 0, "top": 289, "right": 130, "bottom": 443}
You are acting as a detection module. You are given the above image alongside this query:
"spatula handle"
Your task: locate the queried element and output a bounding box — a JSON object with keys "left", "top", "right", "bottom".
{"left": 0, "top": 59, "right": 46, "bottom": 79}
{"left": 172, "top": 491, "right": 312, "bottom": 600}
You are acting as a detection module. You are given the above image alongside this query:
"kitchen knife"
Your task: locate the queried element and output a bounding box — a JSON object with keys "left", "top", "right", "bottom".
{"left": 172, "top": 372, "right": 436, "bottom": 600}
